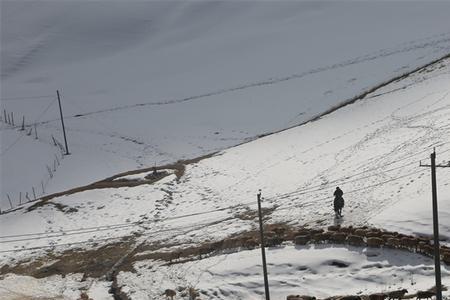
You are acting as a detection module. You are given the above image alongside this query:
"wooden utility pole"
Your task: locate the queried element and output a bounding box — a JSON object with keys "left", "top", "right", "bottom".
{"left": 419, "top": 148, "right": 450, "bottom": 300}
{"left": 257, "top": 189, "right": 270, "bottom": 300}
{"left": 56, "top": 90, "right": 70, "bottom": 155}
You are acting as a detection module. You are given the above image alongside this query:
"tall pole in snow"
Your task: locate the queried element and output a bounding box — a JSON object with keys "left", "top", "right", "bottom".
{"left": 257, "top": 190, "right": 270, "bottom": 300}
{"left": 419, "top": 148, "right": 450, "bottom": 300}
{"left": 56, "top": 90, "right": 70, "bottom": 155}
{"left": 430, "top": 150, "right": 442, "bottom": 300}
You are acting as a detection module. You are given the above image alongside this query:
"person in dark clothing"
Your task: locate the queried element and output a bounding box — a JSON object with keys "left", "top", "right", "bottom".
{"left": 333, "top": 187, "right": 344, "bottom": 218}
{"left": 334, "top": 187, "right": 343, "bottom": 199}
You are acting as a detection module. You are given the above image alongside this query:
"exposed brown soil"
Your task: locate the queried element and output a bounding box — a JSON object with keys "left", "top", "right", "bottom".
{"left": 3, "top": 223, "right": 450, "bottom": 299}
{"left": 233, "top": 205, "right": 279, "bottom": 221}
{"left": 15, "top": 55, "right": 450, "bottom": 215}
{"left": 0, "top": 237, "right": 134, "bottom": 278}
{"left": 5, "top": 222, "right": 449, "bottom": 280}
{"left": 25, "top": 151, "right": 218, "bottom": 212}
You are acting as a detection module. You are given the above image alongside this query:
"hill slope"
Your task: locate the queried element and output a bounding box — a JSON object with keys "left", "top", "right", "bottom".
{"left": 1, "top": 53, "right": 449, "bottom": 299}
{"left": 2, "top": 1, "right": 450, "bottom": 209}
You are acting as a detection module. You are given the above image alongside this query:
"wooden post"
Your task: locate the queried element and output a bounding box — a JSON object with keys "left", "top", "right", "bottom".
{"left": 430, "top": 151, "right": 443, "bottom": 300}
{"left": 47, "top": 165, "right": 53, "bottom": 178}
{"left": 11, "top": 112, "right": 14, "bottom": 126}
{"left": 7, "top": 194, "right": 13, "bottom": 209}
{"left": 3, "top": 109, "right": 7, "bottom": 123}
{"left": 419, "top": 149, "right": 450, "bottom": 300}
{"left": 41, "top": 180, "right": 45, "bottom": 194}
{"left": 20, "top": 116, "right": 25, "bottom": 131}
{"left": 34, "top": 124, "right": 38, "bottom": 139}
{"left": 57, "top": 90, "right": 70, "bottom": 155}
{"left": 257, "top": 189, "right": 271, "bottom": 300}
{"left": 32, "top": 187, "right": 36, "bottom": 201}
{"left": 19, "top": 192, "right": 22, "bottom": 205}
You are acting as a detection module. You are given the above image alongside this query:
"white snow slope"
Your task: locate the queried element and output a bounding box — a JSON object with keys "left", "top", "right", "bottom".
{"left": 0, "top": 47, "right": 449, "bottom": 299}
{"left": 2, "top": 1, "right": 450, "bottom": 210}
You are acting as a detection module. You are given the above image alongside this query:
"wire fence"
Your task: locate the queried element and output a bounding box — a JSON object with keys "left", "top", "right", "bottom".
{"left": 1, "top": 145, "right": 449, "bottom": 253}
{"left": 1, "top": 97, "right": 68, "bottom": 213}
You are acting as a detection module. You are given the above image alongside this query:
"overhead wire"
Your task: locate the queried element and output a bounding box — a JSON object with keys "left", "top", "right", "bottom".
{"left": 0, "top": 201, "right": 252, "bottom": 241}
{"left": 0, "top": 215, "right": 233, "bottom": 253}
{"left": 0, "top": 156, "right": 438, "bottom": 245}
{"left": 1, "top": 145, "right": 449, "bottom": 243}
{"left": 0, "top": 162, "right": 427, "bottom": 251}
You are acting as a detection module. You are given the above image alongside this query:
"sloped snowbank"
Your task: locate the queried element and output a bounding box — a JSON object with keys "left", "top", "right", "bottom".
{"left": 2, "top": 1, "right": 450, "bottom": 208}
{"left": 1, "top": 39, "right": 450, "bottom": 300}
{"left": 118, "top": 245, "right": 450, "bottom": 300}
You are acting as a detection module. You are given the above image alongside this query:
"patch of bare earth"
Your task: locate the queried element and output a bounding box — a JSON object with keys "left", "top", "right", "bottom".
{"left": 0, "top": 237, "right": 134, "bottom": 279}
{"left": 26, "top": 151, "right": 218, "bottom": 212}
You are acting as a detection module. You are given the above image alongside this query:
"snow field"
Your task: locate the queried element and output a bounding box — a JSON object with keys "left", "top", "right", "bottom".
{"left": 1, "top": 54, "right": 449, "bottom": 300}
{"left": 117, "top": 245, "right": 450, "bottom": 300}
{"left": 0, "top": 273, "right": 112, "bottom": 300}
{"left": 2, "top": 1, "right": 450, "bottom": 209}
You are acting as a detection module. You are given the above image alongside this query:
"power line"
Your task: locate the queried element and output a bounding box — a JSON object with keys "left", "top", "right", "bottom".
{"left": 0, "top": 215, "right": 233, "bottom": 254}
{"left": 241, "top": 145, "right": 450, "bottom": 203}
{"left": 270, "top": 169, "right": 424, "bottom": 213}
{"left": 0, "top": 162, "right": 439, "bottom": 254}
{"left": 0, "top": 165, "right": 426, "bottom": 250}
{"left": 0, "top": 202, "right": 251, "bottom": 241}
{"left": 0, "top": 162, "right": 431, "bottom": 245}
{"left": 213, "top": 136, "right": 449, "bottom": 200}
{"left": 1, "top": 145, "right": 448, "bottom": 242}
{"left": 1, "top": 130, "right": 448, "bottom": 242}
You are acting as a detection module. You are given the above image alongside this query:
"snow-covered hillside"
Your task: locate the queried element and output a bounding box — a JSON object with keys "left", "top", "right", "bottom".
{"left": 1, "top": 50, "right": 449, "bottom": 299}
{"left": 2, "top": 1, "right": 450, "bottom": 210}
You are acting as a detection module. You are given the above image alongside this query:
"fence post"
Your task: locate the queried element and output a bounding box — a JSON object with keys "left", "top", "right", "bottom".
{"left": 25, "top": 192, "right": 30, "bottom": 202}
{"left": 47, "top": 165, "right": 53, "bottom": 178}
{"left": 56, "top": 90, "right": 70, "bottom": 155}
{"left": 11, "top": 112, "right": 14, "bottom": 126}
{"left": 41, "top": 180, "right": 45, "bottom": 194}
{"left": 257, "top": 190, "right": 271, "bottom": 300}
{"left": 32, "top": 187, "right": 36, "bottom": 201}
{"left": 19, "top": 192, "right": 22, "bottom": 205}
{"left": 20, "top": 116, "right": 25, "bottom": 131}
{"left": 3, "top": 109, "right": 7, "bottom": 123}
{"left": 34, "top": 124, "right": 38, "bottom": 139}
{"left": 7, "top": 194, "right": 13, "bottom": 209}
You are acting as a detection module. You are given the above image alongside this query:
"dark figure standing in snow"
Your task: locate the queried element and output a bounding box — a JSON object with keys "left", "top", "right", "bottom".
{"left": 333, "top": 187, "right": 344, "bottom": 218}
